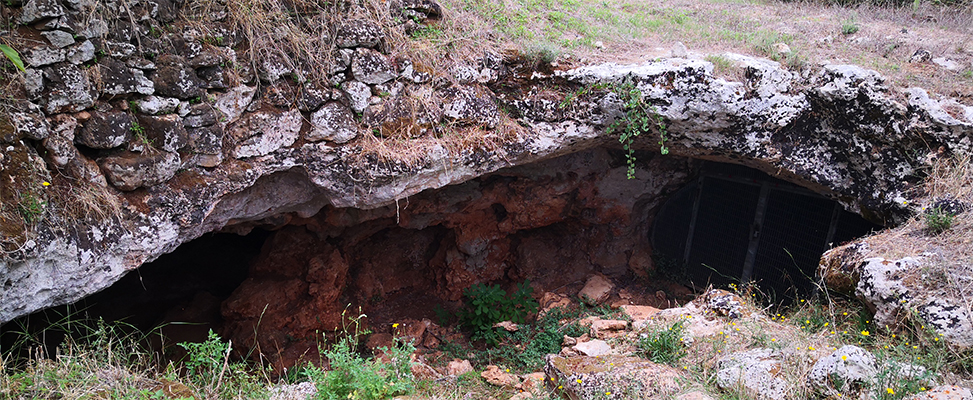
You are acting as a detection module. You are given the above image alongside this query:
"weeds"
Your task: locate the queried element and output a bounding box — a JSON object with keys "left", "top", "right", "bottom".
{"left": 636, "top": 321, "right": 687, "bottom": 366}
{"left": 606, "top": 81, "right": 669, "bottom": 179}
{"left": 841, "top": 17, "right": 861, "bottom": 35}
{"left": 457, "top": 280, "right": 538, "bottom": 344}
{"left": 923, "top": 207, "right": 954, "bottom": 234}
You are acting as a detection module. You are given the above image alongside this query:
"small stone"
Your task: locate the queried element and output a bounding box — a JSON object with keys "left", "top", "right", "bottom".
{"left": 574, "top": 339, "right": 611, "bottom": 357}
{"left": 65, "top": 40, "right": 95, "bottom": 64}
{"left": 341, "top": 80, "right": 372, "bottom": 114}
{"left": 562, "top": 335, "right": 577, "bottom": 346}
{"left": 594, "top": 41, "right": 605, "bottom": 49}
{"left": 772, "top": 42, "right": 791, "bottom": 55}
{"left": 134, "top": 96, "right": 180, "bottom": 115}
{"left": 77, "top": 111, "right": 133, "bottom": 149}
{"left": 19, "top": 0, "right": 65, "bottom": 24}
{"left": 902, "top": 385, "right": 973, "bottom": 400}
{"left": 230, "top": 109, "right": 302, "bottom": 158}
{"left": 98, "top": 150, "right": 181, "bottom": 191}
{"left": 446, "top": 359, "right": 473, "bottom": 376}
{"left": 932, "top": 57, "right": 963, "bottom": 71}
{"left": 671, "top": 42, "right": 688, "bottom": 58}
{"left": 590, "top": 319, "right": 628, "bottom": 338}
{"left": 494, "top": 321, "right": 519, "bottom": 332}
{"left": 481, "top": 365, "right": 521, "bottom": 387}
{"left": 42, "top": 31, "right": 75, "bottom": 48}
{"left": 578, "top": 275, "right": 613, "bottom": 305}
{"left": 269, "top": 382, "right": 317, "bottom": 400}
{"left": 910, "top": 49, "right": 932, "bottom": 63}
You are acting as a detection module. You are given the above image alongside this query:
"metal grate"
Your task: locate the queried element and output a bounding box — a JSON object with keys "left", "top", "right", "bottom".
{"left": 651, "top": 163, "right": 881, "bottom": 302}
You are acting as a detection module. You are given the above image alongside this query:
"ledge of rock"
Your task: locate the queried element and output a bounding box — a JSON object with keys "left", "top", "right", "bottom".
{"left": 1, "top": 0, "right": 973, "bottom": 326}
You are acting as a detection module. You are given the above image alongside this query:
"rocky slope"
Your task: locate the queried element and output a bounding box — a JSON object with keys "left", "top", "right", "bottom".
{"left": 2, "top": 0, "right": 973, "bottom": 344}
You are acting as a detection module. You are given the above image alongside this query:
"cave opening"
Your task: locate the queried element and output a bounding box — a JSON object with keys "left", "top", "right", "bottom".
{"left": 1, "top": 148, "right": 885, "bottom": 369}
{"left": 651, "top": 162, "right": 882, "bottom": 302}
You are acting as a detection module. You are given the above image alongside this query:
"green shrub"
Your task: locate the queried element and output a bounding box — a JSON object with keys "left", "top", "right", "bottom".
{"left": 458, "top": 280, "right": 538, "bottom": 343}
{"left": 308, "top": 336, "right": 416, "bottom": 400}
{"left": 924, "top": 207, "right": 954, "bottom": 234}
{"left": 841, "top": 18, "right": 860, "bottom": 35}
{"left": 606, "top": 81, "right": 669, "bottom": 179}
{"left": 636, "top": 321, "right": 687, "bottom": 366}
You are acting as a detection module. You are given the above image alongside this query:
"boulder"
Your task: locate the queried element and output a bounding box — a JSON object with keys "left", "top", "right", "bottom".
{"left": 18, "top": 0, "right": 65, "bottom": 24}
{"left": 138, "top": 114, "right": 188, "bottom": 153}
{"left": 715, "top": 348, "right": 791, "bottom": 400}
{"left": 134, "top": 96, "right": 181, "bottom": 116}
{"left": 35, "top": 65, "right": 95, "bottom": 113}
{"left": 439, "top": 86, "right": 499, "bottom": 128}
{"left": 341, "top": 80, "right": 372, "bottom": 114}
{"left": 269, "top": 382, "right": 318, "bottom": 400}
{"left": 590, "top": 319, "right": 628, "bottom": 339}
{"left": 807, "top": 345, "right": 877, "bottom": 398}
{"left": 545, "top": 354, "right": 686, "bottom": 399}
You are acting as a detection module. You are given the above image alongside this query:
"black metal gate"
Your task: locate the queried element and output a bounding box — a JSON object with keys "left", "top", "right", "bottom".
{"left": 651, "top": 163, "right": 880, "bottom": 301}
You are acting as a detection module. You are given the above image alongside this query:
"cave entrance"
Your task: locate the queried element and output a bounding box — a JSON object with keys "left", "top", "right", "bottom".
{"left": 651, "top": 162, "right": 881, "bottom": 301}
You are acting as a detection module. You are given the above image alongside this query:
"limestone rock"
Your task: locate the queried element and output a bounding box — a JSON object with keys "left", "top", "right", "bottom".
{"left": 390, "top": 0, "right": 442, "bottom": 21}
{"left": 9, "top": 103, "right": 50, "bottom": 141}
{"left": 715, "top": 348, "right": 791, "bottom": 400}
{"left": 336, "top": 19, "right": 385, "bottom": 48}
{"left": 856, "top": 257, "right": 918, "bottom": 327}
{"left": 36, "top": 65, "right": 95, "bottom": 113}
{"left": 807, "top": 345, "right": 877, "bottom": 398}
{"left": 439, "top": 86, "right": 499, "bottom": 128}
{"left": 98, "top": 150, "right": 181, "bottom": 191}
{"left": 545, "top": 354, "right": 685, "bottom": 399}
{"left": 152, "top": 55, "right": 206, "bottom": 100}
{"left": 19, "top": 0, "right": 65, "bottom": 24}
{"left": 214, "top": 85, "right": 257, "bottom": 125}
{"left": 77, "top": 111, "right": 133, "bottom": 149}
{"left": 341, "top": 80, "right": 372, "bottom": 114}
{"left": 589, "top": 319, "right": 627, "bottom": 339}
{"left": 573, "top": 339, "right": 611, "bottom": 357}
{"left": 308, "top": 103, "right": 358, "bottom": 143}
{"left": 578, "top": 275, "right": 613, "bottom": 305}
{"left": 904, "top": 385, "right": 973, "bottom": 400}
{"left": 482, "top": 365, "right": 521, "bottom": 387}
{"left": 699, "top": 289, "right": 744, "bottom": 319}
{"left": 818, "top": 241, "right": 869, "bottom": 295}
{"left": 134, "top": 96, "right": 181, "bottom": 115}
{"left": 230, "top": 109, "right": 302, "bottom": 158}
{"left": 99, "top": 59, "right": 155, "bottom": 97}
{"left": 42, "top": 31, "right": 75, "bottom": 48}
{"left": 269, "top": 382, "right": 317, "bottom": 400}
{"left": 138, "top": 114, "right": 189, "bottom": 153}
{"left": 23, "top": 46, "right": 66, "bottom": 67}
{"left": 446, "top": 359, "right": 473, "bottom": 376}
{"left": 351, "top": 48, "right": 397, "bottom": 85}
{"left": 620, "top": 305, "right": 661, "bottom": 326}
{"left": 65, "top": 40, "right": 96, "bottom": 64}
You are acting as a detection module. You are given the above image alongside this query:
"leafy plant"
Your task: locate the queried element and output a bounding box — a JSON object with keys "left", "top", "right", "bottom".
{"left": 636, "top": 320, "right": 687, "bottom": 366}
{"left": 177, "top": 330, "right": 230, "bottom": 391}
{"left": 458, "top": 280, "right": 538, "bottom": 344}
{"left": 924, "top": 207, "right": 954, "bottom": 234}
{"left": 0, "top": 43, "right": 25, "bottom": 72}
{"left": 606, "top": 81, "right": 669, "bottom": 179}
{"left": 17, "top": 192, "right": 46, "bottom": 224}
{"left": 841, "top": 18, "right": 860, "bottom": 35}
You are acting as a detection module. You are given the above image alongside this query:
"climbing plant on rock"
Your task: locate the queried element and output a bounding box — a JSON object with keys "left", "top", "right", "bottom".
{"left": 607, "top": 81, "right": 669, "bottom": 179}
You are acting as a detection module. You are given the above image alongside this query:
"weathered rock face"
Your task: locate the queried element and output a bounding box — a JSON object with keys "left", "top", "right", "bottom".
{"left": 2, "top": 0, "right": 973, "bottom": 333}
{"left": 220, "top": 148, "right": 690, "bottom": 368}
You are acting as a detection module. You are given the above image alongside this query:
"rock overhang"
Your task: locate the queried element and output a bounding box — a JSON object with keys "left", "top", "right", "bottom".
{"left": 1, "top": 5, "right": 972, "bottom": 325}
